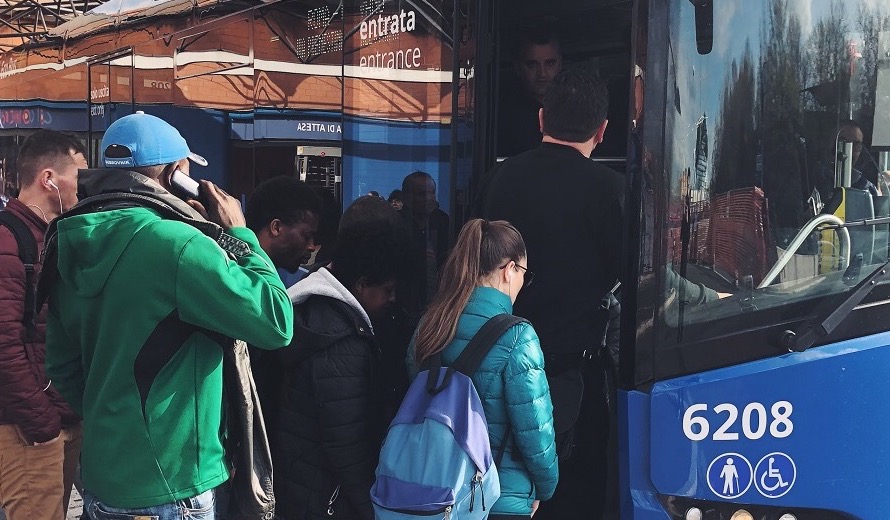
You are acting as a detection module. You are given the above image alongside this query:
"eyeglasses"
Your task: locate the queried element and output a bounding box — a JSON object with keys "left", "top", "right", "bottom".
{"left": 501, "top": 262, "right": 534, "bottom": 287}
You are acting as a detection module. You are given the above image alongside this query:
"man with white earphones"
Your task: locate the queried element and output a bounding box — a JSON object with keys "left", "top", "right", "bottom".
{"left": 0, "top": 129, "right": 87, "bottom": 520}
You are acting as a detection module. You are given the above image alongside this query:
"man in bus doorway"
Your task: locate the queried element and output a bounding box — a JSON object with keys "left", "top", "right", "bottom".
{"left": 481, "top": 69, "right": 623, "bottom": 520}
{"left": 497, "top": 26, "right": 563, "bottom": 158}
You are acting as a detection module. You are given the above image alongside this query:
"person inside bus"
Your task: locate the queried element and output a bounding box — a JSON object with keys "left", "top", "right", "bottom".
{"left": 837, "top": 119, "right": 878, "bottom": 196}
{"left": 812, "top": 119, "right": 879, "bottom": 207}
{"left": 497, "top": 25, "right": 563, "bottom": 158}
{"left": 408, "top": 218, "right": 559, "bottom": 520}
{"left": 274, "top": 207, "right": 413, "bottom": 520}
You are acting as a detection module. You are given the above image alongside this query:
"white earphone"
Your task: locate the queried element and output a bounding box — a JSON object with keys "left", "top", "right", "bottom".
{"left": 47, "top": 178, "right": 63, "bottom": 214}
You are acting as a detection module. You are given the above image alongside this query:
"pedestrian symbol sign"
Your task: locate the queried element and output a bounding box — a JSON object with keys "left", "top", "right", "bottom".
{"left": 707, "top": 453, "right": 753, "bottom": 499}
{"left": 754, "top": 452, "right": 796, "bottom": 498}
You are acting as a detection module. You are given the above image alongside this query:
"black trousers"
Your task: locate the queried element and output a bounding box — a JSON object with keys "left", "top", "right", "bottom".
{"left": 534, "top": 364, "right": 610, "bottom": 520}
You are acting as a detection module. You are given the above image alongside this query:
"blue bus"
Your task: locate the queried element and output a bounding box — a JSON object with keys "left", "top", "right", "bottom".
{"left": 620, "top": 1, "right": 890, "bottom": 519}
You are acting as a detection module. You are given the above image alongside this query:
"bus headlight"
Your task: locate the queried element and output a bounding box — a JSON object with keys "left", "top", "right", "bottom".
{"left": 684, "top": 507, "right": 703, "bottom": 520}
{"left": 729, "top": 510, "right": 754, "bottom": 520}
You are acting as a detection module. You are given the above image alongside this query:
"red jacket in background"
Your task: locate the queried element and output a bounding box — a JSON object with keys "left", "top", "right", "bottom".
{"left": 0, "top": 197, "right": 79, "bottom": 443}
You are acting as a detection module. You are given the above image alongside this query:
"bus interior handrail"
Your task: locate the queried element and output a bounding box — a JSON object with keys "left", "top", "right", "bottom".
{"left": 758, "top": 214, "right": 851, "bottom": 289}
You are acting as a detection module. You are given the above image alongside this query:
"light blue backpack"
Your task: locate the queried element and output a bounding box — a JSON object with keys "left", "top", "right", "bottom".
{"left": 371, "top": 314, "right": 526, "bottom": 520}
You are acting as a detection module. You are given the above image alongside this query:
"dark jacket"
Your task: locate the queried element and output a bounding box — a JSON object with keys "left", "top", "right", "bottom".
{"left": 276, "top": 268, "right": 386, "bottom": 520}
{"left": 0, "top": 198, "right": 78, "bottom": 443}
{"left": 481, "top": 142, "right": 625, "bottom": 354}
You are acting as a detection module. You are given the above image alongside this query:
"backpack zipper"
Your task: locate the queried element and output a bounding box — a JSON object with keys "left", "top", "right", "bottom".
{"left": 469, "top": 470, "right": 483, "bottom": 512}
{"left": 378, "top": 504, "right": 453, "bottom": 517}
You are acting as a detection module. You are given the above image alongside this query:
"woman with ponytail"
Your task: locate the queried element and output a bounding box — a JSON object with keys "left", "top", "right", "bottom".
{"left": 408, "top": 219, "right": 558, "bottom": 519}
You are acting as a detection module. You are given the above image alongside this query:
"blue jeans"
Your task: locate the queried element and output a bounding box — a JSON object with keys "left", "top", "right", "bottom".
{"left": 83, "top": 488, "right": 215, "bottom": 520}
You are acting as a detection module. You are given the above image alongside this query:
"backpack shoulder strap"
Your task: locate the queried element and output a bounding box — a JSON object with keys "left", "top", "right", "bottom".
{"left": 451, "top": 314, "right": 528, "bottom": 377}
{"left": 455, "top": 313, "right": 527, "bottom": 466}
{"left": 0, "top": 211, "right": 39, "bottom": 338}
{"left": 425, "top": 313, "right": 528, "bottom": 394}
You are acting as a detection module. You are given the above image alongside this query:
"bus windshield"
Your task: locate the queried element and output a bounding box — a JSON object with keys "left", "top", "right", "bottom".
{"left": 632, "top": 0, "right": 890, "bottom": 384}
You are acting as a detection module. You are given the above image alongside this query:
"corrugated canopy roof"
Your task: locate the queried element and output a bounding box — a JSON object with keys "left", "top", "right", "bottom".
{"left": 0, "top": 0, "right": 250, "bottom": 51}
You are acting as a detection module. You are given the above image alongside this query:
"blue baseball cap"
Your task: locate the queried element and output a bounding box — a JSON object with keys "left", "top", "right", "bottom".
{"left": 101, "top": 111, "right": 208, "bottom": 168}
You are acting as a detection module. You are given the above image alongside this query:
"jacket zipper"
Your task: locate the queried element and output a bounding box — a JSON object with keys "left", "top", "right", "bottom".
{"left": 327, "top": 485, "right": 340, "bottom": 516}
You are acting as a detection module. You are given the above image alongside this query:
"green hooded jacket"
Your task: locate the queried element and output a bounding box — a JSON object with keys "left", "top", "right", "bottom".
{"left": 45, "top": 169, "right": 293, "bottom": 508}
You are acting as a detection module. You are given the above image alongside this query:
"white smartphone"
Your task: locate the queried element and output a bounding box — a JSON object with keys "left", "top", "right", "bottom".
{"left": 169, "top": 169, "right": 201, "bottom": 200}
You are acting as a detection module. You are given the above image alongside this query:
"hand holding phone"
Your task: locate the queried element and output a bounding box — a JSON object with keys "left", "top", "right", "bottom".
{"left": 198, "top": 180, "right": 246, "bottom": 229}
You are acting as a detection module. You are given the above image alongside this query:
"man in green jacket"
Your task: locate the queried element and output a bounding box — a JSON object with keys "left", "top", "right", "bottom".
{"left": 44, "top": 112, "right": 294, "bottom": 519}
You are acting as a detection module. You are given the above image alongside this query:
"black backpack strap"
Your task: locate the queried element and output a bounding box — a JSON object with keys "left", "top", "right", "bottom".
{"left": 452, "top": 314, "right": 527, "bottom": 376}
{"left": 0, "top": 211, "right": 39, "bottom": 339}
{"left": 425, "top": 314, "right": 527, "bottom": 394}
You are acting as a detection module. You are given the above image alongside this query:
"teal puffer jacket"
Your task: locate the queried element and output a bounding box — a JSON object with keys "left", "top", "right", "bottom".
{"left": 408, "top": 286, "right": 558, "bottom": 515}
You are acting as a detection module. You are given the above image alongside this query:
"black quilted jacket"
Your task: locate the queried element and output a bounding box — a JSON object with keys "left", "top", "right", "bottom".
{"left": 274, "top": 275, "right": 387, "bottom": 520}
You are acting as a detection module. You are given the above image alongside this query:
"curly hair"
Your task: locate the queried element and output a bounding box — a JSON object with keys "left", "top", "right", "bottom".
{"left": 331, "top": 219, "right": 414, "bottom": 290}
{"left": 245, "top": 176, "right": 322, "bottom": 233}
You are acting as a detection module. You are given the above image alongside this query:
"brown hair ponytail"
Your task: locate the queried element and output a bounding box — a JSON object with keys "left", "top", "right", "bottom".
{"left": 414, "top": 219, "right": 526, "bottom": 365}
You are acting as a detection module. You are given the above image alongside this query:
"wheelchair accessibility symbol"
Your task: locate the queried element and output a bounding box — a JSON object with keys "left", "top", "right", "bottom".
{"left": 754, "top": 452, "right": 796, "bottom": 498}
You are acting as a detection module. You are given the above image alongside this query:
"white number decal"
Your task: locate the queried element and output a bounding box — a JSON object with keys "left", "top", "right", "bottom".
{"left": 681, "top": 401, "right": 793, "bottom": 441}
{"left": 712, "top": 404, "right": 740, "bottom": 441}
{"left": 770, "top": 401, "right": 794, "bottom": 438}
{"left": 742, "top": 402, "right": 768, "bottom": 440}
{"left": 682, "top": 403, "right": 709, "bottom": 441}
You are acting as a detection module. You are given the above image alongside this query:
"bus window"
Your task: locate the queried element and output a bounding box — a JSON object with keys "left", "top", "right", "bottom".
{"left": 632, "top": 0, "right": 890, "bottom": 384}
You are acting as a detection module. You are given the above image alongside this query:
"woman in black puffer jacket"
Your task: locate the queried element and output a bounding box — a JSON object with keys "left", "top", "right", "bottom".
{"left": 274, "top": 211, "right": 413, "bottom": 520}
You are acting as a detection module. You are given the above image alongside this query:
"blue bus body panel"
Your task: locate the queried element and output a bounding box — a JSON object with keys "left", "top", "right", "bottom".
{"left": 633, "top": 330, "right": 890, "bottom": 518}
{"left": 618, "top": 390, "right": 671, "bottom": 520}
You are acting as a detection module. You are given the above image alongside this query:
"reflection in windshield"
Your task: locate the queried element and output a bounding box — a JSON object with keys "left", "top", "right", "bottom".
{"left": 646, "top": 0, "right": 890, "bottom": 333}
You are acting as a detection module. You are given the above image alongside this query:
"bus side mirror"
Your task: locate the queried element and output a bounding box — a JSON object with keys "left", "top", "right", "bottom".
{"left": 689, "top": 0, "right": 713, "bottom": 55}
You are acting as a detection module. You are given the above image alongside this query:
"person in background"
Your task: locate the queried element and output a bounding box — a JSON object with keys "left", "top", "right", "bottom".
{"left": 245, "top": 176, "right": 323, "bottom": 288}
{"left": 399, "top": 171, "right": 450, "bottom": 316}
{"left": 246, "top": 176, "right": 322, "bottom": 276}
{"left": 338, "top": 195, "right": 418, "bottom": 417}
{"left": 244, "top": 175, "right": 322, "bottom": 441}
{"left": 0, "top": 130, "right": 87, "bottom": 520}
{"left": 387, "top": 189, "right": 404, "bottom": 211}
{"left": 274, "top": 205, "right": 413, "bottom": 520}
{"left": 408, "top": 219, "right": 558, "bottom": 520}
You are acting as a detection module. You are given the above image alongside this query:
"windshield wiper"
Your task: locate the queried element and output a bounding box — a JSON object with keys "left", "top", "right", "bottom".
{"left": 779, "top": 253, "right": 890, "bottom": 352}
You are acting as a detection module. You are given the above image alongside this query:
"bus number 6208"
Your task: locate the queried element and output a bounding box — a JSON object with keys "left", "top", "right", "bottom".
{"left": 682, "top": 401, "right": 793, "bottom": 441}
